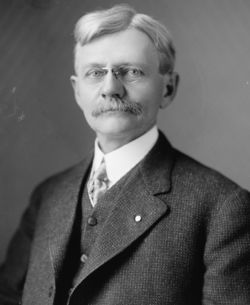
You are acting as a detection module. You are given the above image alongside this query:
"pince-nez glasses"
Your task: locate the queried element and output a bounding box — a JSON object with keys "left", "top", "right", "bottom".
{"left": 83, "top": 66, "right": 145, "bottom": 83}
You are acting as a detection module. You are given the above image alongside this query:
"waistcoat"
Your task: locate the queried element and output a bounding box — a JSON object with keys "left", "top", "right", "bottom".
{"left": 54, "top": 169, "right": 131, "bottom": 305}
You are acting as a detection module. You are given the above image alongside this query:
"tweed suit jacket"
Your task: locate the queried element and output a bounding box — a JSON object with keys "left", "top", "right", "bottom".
{"left": 0, "top": 132, "right": 250, "bottom": 305}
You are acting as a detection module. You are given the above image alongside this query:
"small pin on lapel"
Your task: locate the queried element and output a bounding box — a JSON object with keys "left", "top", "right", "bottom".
{"left": 135, "top": 215, "right": 142, "bottom": 222}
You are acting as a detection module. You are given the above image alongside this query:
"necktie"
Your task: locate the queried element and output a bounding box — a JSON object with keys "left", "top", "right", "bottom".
{"left": 88, "top": 159, "right": 110, "bottom": 206}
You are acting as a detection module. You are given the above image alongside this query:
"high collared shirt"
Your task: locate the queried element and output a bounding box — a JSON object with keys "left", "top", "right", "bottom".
{"left": 88, "top": 126, "right": 159, "bottom": 206}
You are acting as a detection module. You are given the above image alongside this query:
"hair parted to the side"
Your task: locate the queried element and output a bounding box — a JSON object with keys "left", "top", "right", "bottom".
{"left": 74, "top": 4, "right": 176, "bottom": 75}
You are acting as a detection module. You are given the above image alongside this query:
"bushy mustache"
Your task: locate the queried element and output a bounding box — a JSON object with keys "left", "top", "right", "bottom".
{"left": 92, "top": 98, "right": 143, "bottom": 117}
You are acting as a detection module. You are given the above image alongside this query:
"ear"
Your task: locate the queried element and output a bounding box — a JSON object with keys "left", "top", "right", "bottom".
{"left": 160, "top": 72, "right": 180, "bottom": 109}
{"left": 70, "top": 75, "right": 81, "bottom": 106}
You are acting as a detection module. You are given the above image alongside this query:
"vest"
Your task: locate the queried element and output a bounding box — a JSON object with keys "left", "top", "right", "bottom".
{"left": 54, "top": 167, "right": 132, "bottom": 305}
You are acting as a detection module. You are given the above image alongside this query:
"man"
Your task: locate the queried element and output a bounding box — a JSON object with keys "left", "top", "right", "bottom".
{"left": 0, "top": 4, "right": 250, "bottom": 305}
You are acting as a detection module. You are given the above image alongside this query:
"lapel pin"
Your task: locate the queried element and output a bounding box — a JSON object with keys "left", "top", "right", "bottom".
{"left": 135, "top": 215, "right": 142, "bottom": 222}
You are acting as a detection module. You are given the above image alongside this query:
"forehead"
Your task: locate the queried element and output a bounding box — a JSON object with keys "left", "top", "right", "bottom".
{"left": 75, "top": 28, "right": 160, "bottom": 69}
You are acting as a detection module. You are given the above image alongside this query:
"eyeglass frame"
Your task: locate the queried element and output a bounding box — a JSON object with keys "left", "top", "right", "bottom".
{"left": 81, "top": 65, "right": 147, "bottom": 84}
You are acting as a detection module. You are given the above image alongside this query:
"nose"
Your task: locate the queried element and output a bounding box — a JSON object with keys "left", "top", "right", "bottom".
{"left": 101, "top": 70, "right": 125, "bottom": 99}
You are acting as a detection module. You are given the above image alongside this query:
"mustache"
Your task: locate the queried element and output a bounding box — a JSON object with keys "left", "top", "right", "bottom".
{"left": 92, "top": 98, "right": 143, "bottom": 117}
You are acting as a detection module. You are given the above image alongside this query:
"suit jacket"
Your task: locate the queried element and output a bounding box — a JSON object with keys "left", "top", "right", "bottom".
{"left": 0, "top": 132, "right": 250, "bottom": 305}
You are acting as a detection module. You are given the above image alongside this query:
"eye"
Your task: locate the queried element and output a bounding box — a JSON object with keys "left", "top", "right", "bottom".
{"left": 85, "top": 69, "right": 106, "bottom": 79}
{"left": 121, "top": 67, "right": 144, "bottom": 81}
{"left": 127, "top": 68, "right": 143, "bottom": 76}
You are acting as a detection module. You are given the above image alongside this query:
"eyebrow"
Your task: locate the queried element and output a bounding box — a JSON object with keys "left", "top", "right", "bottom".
{"left": 81, "top": 62, "right": 149, "bottom": 70}
{"left": 82, "top": 63, "right": 104, "bottom": 69}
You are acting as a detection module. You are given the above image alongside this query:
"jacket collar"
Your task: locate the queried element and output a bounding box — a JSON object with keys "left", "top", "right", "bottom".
{"left": 139, "top": 130, "right": 175, "bottom": 195}
{"left": 48, "top": 154, "right": 93, "bottom": 279}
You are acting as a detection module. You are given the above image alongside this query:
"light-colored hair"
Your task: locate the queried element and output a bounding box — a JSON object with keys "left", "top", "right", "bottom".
{"left": 74, "top": 4, "right": 176, "bottom": 75}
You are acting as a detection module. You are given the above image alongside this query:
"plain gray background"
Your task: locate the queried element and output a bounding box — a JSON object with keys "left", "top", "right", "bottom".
{"left": 0, "top": 0, "right": 250, "bottom": 262}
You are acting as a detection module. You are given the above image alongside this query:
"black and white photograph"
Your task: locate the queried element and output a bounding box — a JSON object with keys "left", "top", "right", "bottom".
{"left": 0, "top": 0, "right": 250, "bottom": 304}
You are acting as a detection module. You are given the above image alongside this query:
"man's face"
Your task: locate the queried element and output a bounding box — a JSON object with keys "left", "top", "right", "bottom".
{"left": 71, "top": 28, "right": 174, "bottom": 149}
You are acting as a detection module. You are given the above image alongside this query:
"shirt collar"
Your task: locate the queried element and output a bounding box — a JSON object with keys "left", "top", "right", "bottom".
{"left": 91, "top": 126, "right": 159, "bottom": 186}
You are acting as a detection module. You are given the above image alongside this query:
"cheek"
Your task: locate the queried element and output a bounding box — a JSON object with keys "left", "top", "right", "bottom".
{"left": 132, "top": 77, "right": 163, "bottom": 97}
{"left": 77, "top": 86, "right": 98, "bottom": 109}
{"left": 78, "top": 86, "right": 95, "bottom": 101}
{"left": 128, "top": 84, "right": 163, "bottom": 108}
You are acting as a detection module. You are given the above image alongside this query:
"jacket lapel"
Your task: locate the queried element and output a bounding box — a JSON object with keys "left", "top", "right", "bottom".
{"left": 48, "top": 155, "right": 92, "bottom": 280}
{"left": 74, "top": 132, "right": 176, "bottom": 286}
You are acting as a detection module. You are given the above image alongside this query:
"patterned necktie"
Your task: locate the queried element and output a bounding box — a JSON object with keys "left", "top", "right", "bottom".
{"left": 88, "top": 159, "right": 110, "bottom": 206}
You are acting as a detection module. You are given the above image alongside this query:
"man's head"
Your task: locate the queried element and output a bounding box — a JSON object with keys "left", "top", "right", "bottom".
{"left": 71, "top": 4, "right": 179, "bottom": 152}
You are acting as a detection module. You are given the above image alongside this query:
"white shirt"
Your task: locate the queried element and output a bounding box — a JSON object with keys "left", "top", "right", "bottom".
{"left": 88, "top": 126, "right": 159, "bottom": 206}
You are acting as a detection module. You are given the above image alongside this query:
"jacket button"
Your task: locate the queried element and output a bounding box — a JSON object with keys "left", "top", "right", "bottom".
{"left": 87, "top": 216, "right": 97, "bottom": 226}
{"left": 80, "top": 253, "right": 88, "bottom": 264}
{"left": 48, "top": 285, "right": 54, "bottom": 298}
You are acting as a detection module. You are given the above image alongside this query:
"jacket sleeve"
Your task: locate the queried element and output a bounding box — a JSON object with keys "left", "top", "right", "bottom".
{"left": 203, "top": 187, "right": 250, "bottom": 304}
{"left": 0, "top": 187, "right": 42, "bottom": 305}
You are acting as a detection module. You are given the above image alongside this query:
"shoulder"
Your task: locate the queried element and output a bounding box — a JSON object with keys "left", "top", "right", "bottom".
{"left": 31, "top": 155, "right": 92, "bottom": 204}
{"left": 171, "top": 147, "right": 249, "bottom": 211}
{"left": 173, "top": 149, "right": 239, "bottom": 191}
